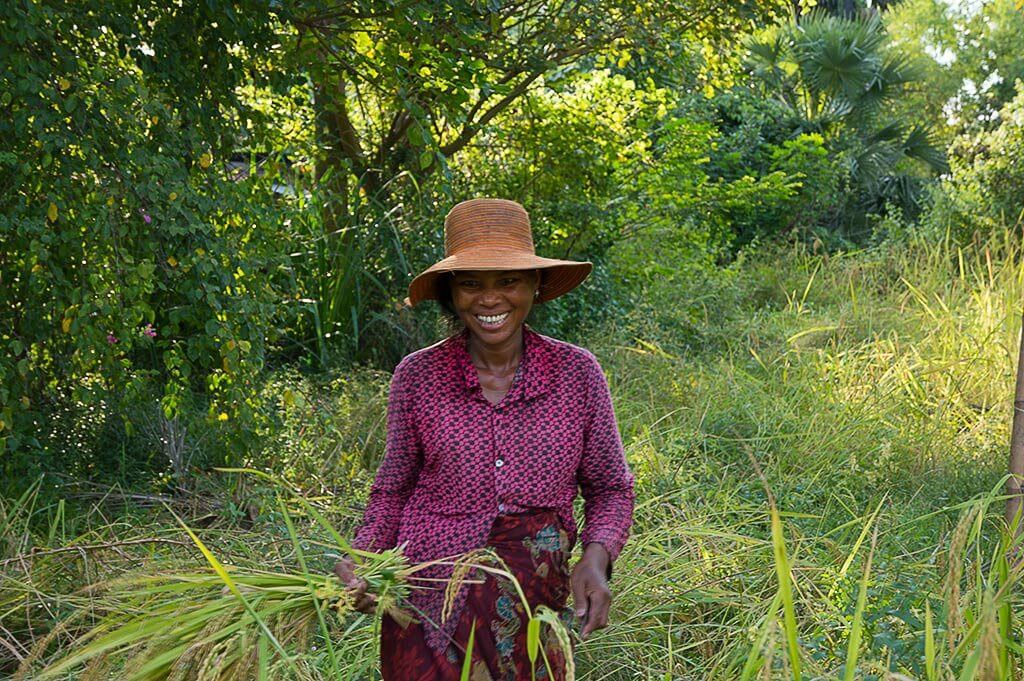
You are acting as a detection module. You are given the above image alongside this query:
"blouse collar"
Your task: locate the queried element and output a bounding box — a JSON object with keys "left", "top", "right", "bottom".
{"left": 448, "top": 324, "right": 553, "bottom": 404}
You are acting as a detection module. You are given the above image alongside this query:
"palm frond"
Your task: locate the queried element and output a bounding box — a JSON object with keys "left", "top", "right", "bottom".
{"left": 902, "top": 124, "right": 949, "bottom": 173}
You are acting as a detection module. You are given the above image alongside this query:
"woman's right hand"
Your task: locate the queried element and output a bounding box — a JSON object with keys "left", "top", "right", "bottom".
{"left": 333, "top": 556, "right": 377, "bottom": 614}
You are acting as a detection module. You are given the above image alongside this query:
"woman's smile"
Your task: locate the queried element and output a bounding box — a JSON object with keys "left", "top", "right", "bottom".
{"left": 474, "top": 311, "right": 511, "bottom": 329}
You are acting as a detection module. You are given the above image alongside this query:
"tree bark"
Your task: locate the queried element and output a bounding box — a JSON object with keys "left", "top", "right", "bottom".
{"left": 1006, "top": 310, "right": 1024, "bottom": 530}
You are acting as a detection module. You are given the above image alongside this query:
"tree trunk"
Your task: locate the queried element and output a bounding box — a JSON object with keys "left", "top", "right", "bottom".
{"left": 1006, "top": 311, "right": 1024, "bottom": 530}
{"left": 313, "top": 73, "right": 353, "bottom": 238}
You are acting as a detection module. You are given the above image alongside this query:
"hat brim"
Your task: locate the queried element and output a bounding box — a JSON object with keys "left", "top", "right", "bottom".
{"left": 406, "top": 248, "right": 592, "bottom": 307}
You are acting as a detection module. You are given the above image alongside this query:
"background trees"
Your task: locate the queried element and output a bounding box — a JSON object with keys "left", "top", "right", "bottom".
{"left": 742, "top": 9, "right": 947, "bottom": 238}
{"left": 0, "top": 1, "right": 289, "bottom": 487}
{"left": 2, "top": 0, "right": 1022, "bottom": 507}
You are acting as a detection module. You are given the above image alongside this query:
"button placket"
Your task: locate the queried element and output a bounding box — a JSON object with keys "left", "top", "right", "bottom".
{"left": 494, "top": 409, "right": 506, "bottom": 469}
{"left": 493, "top": 408, "right": 510, "bottom": 515}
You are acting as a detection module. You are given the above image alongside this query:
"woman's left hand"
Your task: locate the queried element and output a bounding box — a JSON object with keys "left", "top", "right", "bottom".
{"left": 570, "top": 543, "right": 611, "bottom": 640}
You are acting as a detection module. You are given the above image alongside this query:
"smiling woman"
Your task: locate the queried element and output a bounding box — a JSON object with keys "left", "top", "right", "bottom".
{"left": 333, "top": 198, "right": 635, "bottom": 680}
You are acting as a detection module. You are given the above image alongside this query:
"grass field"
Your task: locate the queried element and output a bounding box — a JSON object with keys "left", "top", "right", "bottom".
{"left": 4, "top": 227, "right": 1023, "bottom": 679}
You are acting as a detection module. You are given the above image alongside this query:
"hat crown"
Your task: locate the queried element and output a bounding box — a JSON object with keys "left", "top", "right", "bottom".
{"left": 444, "top": 198, "right": 535, "bottom": 257}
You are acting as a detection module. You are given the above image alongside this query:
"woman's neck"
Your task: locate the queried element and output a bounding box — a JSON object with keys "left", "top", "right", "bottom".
{"left": 467, "top": 326, "right": 525, "bottom": 373}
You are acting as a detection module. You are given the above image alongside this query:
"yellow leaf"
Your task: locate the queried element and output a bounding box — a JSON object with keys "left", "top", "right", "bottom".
{"left": 62, "top": 317, "right": 72, "bottom": 333}
{"left": 150, "top": 115, "right": 159, "bottom": 125}
{"left": 199, "top": 152, "right": 213, "bottom": 169}
{"left": 47, "top": 203, "right": 58, "bottom": 222}
{"left": 222, "top": 357, "right": 229, "bottom": 372}
{"left": 169, "top": 192, "right": 177, "bottom": 201}
{"left": 166, "top": 255, "right": 178, "bottom": 267}
{"left": 58, "top": 77, "right": 71, "bottom": 91}
{"left": 21, "top": 396, "right": 30, "bottom": 409}
{"left": 32, "top": 263, "right": 43, "bottom": 273}
{"left": 106, "top": 196, "right": 115, "bottom": 206}
{"left": 617, "top": 52, "right": 632, "bottom": 68}
{"left": 218, "top": 412, "right": 229, "bottom": 421}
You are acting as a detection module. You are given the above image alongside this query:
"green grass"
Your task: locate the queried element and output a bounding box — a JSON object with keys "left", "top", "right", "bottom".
{"left": 4, "top": 226, "right": 1024, "bottom": 678}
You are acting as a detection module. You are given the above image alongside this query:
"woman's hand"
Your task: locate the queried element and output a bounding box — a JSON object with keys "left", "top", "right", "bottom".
{"left": 570, "top": 543, "right": 612, "bottom": 640}
{"left": 332, "top": 556, "right": 377, "bottom": 614}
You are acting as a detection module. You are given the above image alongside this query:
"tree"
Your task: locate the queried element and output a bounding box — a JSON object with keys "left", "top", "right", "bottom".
{"left": 742, "top": 9, "right": 947, "bottom": 236}
{"left": 0, "top": 1, "right": 290, "bottom": 482}
{"left": 273, "top": 0, "right": 787, "bottom": 357}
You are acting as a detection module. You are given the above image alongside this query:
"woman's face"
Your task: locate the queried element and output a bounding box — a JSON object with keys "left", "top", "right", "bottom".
{"left": 449, "top": 269, "right": 539, "bottom": 346}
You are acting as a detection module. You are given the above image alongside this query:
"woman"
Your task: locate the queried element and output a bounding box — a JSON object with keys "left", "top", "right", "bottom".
{"left": 333, "top": 198, "right": 635, "bottom": 680}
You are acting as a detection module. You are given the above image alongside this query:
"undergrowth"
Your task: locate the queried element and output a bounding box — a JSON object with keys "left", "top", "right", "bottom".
{"left": 3, "top": 227, "right": 1023, "bottom": 679}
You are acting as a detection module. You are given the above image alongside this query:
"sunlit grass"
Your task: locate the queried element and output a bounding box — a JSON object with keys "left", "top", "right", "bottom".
{"left": 4, "top": 227, "right": 1024, "bottom": 678}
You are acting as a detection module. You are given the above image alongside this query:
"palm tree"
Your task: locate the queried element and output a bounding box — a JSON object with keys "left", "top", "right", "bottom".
{"left": 743, "top": 10, "right": 947, "bottom": 236}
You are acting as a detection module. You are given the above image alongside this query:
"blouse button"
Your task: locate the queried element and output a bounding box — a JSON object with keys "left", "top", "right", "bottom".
{"left": 498, "top": 503, "right": 507, "bottom": 512}
{"left": 495, "top": 459, "right": 504, "bottom": 468}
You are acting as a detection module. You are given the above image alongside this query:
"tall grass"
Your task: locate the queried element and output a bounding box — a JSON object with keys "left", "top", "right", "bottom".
{"left": 4, "top": 226, "right": 1024, "bottom": 678}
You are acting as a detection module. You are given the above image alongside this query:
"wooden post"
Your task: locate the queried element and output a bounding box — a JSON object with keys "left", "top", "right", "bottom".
{"left": 1006, "top": 311, "right": 1024, "bottom": 530}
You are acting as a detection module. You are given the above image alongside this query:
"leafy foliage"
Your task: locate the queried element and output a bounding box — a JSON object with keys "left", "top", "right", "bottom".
{"left": 924, "top": 80, "right": 1024, "bottom": 242}
{"left": 0, "top": 1, "right": 293, "bottom": 479}
{"left": 741, "top": 9, "right": 948, "bottom": 237}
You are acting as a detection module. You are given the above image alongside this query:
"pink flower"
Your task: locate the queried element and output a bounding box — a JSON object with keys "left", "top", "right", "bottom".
{"left": 107, "top": 333, "right": 118, "bottom": 344}
{"left": 138, "top": 208, "right": 152, "bottom": 224}
{"left": 142, "top": 323, "right": 157, "bottom": 338}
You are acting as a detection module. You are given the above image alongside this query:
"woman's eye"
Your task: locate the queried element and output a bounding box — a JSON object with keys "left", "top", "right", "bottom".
{"left": 500, "top": 278, "right": 518, "bottom": 286}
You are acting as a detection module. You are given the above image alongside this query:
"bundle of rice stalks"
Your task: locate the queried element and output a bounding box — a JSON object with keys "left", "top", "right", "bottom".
{"left": 15, "top": 469, "right": 576, "bottom": 681}
{"left": 16, "top": 527, "right": 420, "bottom": 680}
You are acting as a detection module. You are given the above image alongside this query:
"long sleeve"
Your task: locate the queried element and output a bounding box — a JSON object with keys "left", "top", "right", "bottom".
{"left": 351, "top": 359, "right": 423, "bottom": 553}
{"left": 576, "top": 353, "right": 635, "bottom": 579}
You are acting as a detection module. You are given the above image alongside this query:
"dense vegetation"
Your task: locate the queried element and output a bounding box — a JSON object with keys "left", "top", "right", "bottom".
{"left": 3, "top": 0, "right": 1024, "bottom": 678}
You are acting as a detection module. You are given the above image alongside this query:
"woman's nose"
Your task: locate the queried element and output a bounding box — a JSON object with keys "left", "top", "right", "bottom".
{"left": 479, "top": 288, "right": 501, "bottom": 306}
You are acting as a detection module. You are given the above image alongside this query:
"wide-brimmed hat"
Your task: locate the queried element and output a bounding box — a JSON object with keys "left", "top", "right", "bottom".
{"left": 406, "top": 198, "right": 592, "bottom": 307}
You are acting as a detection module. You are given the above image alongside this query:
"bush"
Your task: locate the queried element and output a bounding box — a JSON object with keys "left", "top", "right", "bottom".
{"left": 0, "top": 1, "right": 293, "bottom": 490}
{"left": 923, "top": 80, "right": 1024, "bottom": 243}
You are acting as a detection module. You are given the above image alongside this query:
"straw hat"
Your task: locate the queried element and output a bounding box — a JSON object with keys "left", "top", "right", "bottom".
{"left": 406, "top": 198, "right": 592, "bottom": 307}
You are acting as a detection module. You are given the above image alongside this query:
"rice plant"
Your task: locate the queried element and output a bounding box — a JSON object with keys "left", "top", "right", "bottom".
{"left": 11, "top": 471, "right": 575, "bottom": 681}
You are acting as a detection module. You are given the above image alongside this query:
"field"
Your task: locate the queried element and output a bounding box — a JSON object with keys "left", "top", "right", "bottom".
{"left": 5, "top": 227, "right": 1022, "bottom": 679}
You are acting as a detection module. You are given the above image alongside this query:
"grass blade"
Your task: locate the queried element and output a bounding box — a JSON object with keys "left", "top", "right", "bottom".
{"left": 842, "top": 518, "right": 878, "bottom": 681}
{"left": 770, "top": 503, "right": 802, "bottom": 681}
{"left": 459, "top": 618, "right": 477, "bottom": 681}
{"left": 925, "top": 601, "right": 937, "bottom": 681}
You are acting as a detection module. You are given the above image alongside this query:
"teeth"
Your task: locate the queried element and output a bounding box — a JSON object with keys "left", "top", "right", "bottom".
{"left": 476, "top": 312, "right": 509, "bottom": 325}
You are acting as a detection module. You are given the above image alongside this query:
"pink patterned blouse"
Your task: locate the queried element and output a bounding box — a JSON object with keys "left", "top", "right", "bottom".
{"left": 351, "top": 324, "right": 635, "bottom": 654}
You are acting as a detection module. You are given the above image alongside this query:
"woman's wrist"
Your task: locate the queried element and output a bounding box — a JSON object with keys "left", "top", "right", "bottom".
{"left": 581, "top": 541, "right": 611, "bottom": 578}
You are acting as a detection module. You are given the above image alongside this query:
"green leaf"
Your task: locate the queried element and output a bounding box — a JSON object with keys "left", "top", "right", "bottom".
{"left": 771, "top": 504, "right": 802, "bottom": 681}
{"left": 526, "top": 616, "right": 540, "bottom": 666}
{"left": 460, "top": 619, "right": 477, "bottom": 681}
{"left": 408, "top": 124, "right": 423, "bottom": 146}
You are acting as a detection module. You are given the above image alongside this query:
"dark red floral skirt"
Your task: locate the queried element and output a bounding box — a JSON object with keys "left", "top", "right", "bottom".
{"left": 381, "top": 509, "right": 576, "bottom": 681}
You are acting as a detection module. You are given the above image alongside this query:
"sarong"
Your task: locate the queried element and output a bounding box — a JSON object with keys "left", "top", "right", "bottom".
{"left": 381, "top": 509, "right": 577, "bottom": 680}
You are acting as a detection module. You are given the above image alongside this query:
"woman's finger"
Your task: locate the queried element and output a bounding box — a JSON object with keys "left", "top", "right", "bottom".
{"left": 581, "top": 587, "right": 611, "bottom": 638}
{"left": 354, "top": 591, "right": 376, "bottom": 613}
{"left": 333, "top": 558, "right": 355, "bottom": 582}
{"left": 570, "top": 574, "right": 588, "bottom": 621}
